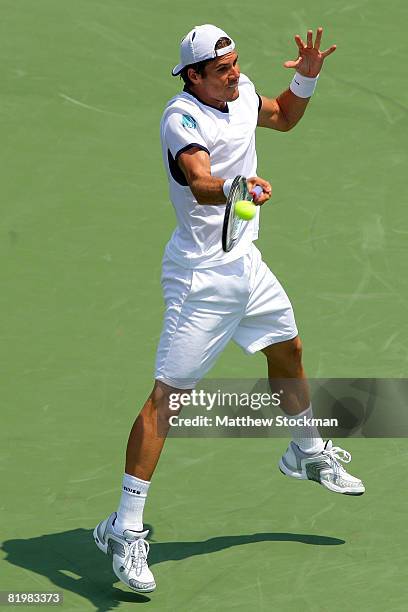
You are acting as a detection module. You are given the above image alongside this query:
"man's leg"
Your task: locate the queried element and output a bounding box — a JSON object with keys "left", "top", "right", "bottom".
{"left": 262, "top": 335, "right": 307, "bottom": 411}
{"left": 125, "top": 380, "right": 184, "bottom": 480}
{"left": 113, "top": 381, "right": 185, "bottom": 533}
{"left": 93, "top": 381, "right": 185, "bottom": 594}
{"left": 261, "top": 335, "right": 323, "bottom": 452}
{"left": 262, "top": 336, "right": 365, "bottom": 495}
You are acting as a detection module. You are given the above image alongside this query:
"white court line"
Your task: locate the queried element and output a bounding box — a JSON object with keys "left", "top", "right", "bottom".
{"left": 59, "top": 92, "right": 126, "bottom": 118}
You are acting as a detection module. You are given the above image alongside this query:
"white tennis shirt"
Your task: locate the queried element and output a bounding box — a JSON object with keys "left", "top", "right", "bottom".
{"left": 160, "top": 73, "right": 261, "bottom": 269}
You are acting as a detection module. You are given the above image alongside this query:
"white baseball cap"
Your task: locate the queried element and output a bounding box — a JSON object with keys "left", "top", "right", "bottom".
{"left": 172, "top": 24, "right": 235, "bottom": 76}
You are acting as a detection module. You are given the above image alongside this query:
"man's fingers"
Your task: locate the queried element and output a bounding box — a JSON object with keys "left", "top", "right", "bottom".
{"left": 314, "top": 27, "right": 323, "bottom": 49}
{"left": 321, "top": 44, "right": 337, "bottom": 58}
{"left": 252, "top": 189, "right": 271, "bottom": 205}
{"left": 256, "top": 179, "right": 271, "bottom": 194}
{"left": 283, "top": 57, "right": 302, "bottom": 69}
{"left": 248, "top": 177, "right": 272, "bottom": 196}
{"left": 306, "top": 30, "right": 313, "bottom": 48}
{"left": 294, "top": 34, "right": 306, "bottom": 51}
{"left": 256, "top": 192, "right": 271, "bottom": 205}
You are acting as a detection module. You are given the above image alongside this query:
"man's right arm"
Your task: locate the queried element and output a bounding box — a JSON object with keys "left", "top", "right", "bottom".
{"left": 178, "top": 147, "right": 271, "bottom": 205}
{"left": 177, "top": 147, "right": 225, "bottom": 204}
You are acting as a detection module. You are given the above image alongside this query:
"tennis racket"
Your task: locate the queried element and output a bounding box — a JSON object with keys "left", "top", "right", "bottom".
{"left": 222, "top": 175, "right": 263, "bottom": 252}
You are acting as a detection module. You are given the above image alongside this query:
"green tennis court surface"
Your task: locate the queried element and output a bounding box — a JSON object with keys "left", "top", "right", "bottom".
{"left": 1, "top": 0, "right": 407, "bottom": 610}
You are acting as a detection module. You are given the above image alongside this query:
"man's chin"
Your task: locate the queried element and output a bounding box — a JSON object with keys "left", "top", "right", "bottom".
{"left": 227, "top": 86, "right": 239, "bottom": 101}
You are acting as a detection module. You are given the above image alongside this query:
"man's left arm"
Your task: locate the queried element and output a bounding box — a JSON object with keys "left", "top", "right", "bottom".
{"left": 257, "top": 27, "right": 336, "bottom": 132}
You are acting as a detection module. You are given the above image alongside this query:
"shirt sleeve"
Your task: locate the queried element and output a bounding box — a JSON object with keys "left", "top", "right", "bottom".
{"left": 238, "top": 73, "right": 261, "bottom": 118}
{"left": 163, "top": 110, "right": 210, "bottom": 161}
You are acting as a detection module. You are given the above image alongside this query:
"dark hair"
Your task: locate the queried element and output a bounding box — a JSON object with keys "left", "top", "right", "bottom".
{"left": 180, "top": 37, "right": 232, "bottom": 86}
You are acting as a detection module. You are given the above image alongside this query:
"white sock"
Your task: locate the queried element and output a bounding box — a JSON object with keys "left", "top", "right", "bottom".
{"left": 288, "top": 404, "right": 324, "bottom": 454}
{"left": 114, "top": 473, "right": 150, "bottom": 534}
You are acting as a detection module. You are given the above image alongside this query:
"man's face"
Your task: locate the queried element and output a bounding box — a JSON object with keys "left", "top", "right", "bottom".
{"left": 191, "top": 51, "right": 241, "bottom": 104}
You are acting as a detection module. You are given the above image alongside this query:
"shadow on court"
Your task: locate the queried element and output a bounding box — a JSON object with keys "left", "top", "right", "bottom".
{"left": 2, "top": 527, "right": 345, "bottom": 611}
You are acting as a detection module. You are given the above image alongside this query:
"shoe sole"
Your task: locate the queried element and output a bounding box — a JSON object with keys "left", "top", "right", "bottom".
{"left": 279, "top": 460, "right": 365, "bottom": 496}
{"left": 129, "top": 585, "right": 156, "bottom": 594}
{"left": 112, "top": 566, "right": 156, "bottom": 594}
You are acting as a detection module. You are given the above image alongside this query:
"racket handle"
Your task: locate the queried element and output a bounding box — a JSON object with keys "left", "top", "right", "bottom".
{"left": 251, "top": 185, "right": 263, "bottom": 202}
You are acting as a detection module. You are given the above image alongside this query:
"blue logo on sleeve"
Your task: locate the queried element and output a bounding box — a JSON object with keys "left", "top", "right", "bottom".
{"left": 181, "top": 114, "right": 197, "bottom": 129}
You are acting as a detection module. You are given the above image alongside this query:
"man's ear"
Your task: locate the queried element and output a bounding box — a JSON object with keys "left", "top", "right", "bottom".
{"left": 187, "top": 67, "right": 200, "bottom": 85}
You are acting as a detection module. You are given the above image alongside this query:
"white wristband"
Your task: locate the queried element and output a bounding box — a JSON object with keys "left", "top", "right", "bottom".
{"left": 289, "top": 72, "right": 319, "bottom": 98}
{"left": 223, "top": 178, "right": 233, "bottom": 198}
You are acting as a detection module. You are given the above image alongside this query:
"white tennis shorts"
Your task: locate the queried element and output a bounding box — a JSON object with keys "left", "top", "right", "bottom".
{"left": 155, "top": 243, "right": 298, "bottom": 388}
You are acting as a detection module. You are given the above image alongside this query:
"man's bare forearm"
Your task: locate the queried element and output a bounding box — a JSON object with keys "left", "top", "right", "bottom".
{"left": 177, "top": 151, "right": 226, "bottom": 204}
{"left": 189, "top": 175, "right": 226, "bottom": 205}
{"left": 275, "top": 88, "right": 311, "bottom": 131}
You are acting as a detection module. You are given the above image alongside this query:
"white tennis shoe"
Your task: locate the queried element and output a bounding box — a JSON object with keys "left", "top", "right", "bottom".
{"left": 279, "top": 440, "right": 365, "bottom": 495}
{"left": 93, "top": 512, "right": 156, "bottom": 593}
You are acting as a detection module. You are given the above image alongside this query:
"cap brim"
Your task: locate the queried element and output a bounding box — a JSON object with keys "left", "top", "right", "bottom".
{"left": 172, "top": 64, "right": 183, "bottom": 76}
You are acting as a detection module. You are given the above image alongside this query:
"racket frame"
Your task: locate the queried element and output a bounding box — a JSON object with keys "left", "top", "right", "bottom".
{"left": 222, "top": 175, "right": 249, "bottom": 252}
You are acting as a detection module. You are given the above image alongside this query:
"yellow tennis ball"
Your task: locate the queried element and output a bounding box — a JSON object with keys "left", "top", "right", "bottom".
{"left": 235, "top": 200, "right": 256, "bottom": 220}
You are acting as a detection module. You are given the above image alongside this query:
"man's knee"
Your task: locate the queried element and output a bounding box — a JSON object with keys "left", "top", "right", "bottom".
{"left": 263, "top": 336, "right": 304, "bottom": 374}
{"left": 287, "top": 336, "right": 303, "bottom": 364}
{"left": 150, "top": 380, "right": 191, "bottom": 416}
{"left": 150, "top": 380, "right": 191, "bottom": 407}
{"left": 137, "top": 381, "right": 191, "bottom": 434}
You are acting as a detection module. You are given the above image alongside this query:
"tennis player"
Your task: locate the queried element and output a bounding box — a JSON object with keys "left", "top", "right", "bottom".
{"left": 94, "top": 24, "right": 365, "bottom": 593}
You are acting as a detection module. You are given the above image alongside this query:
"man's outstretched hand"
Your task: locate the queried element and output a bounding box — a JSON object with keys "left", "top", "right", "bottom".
{"left": 284, "top": 27, "right": 336, "bottom": 77}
